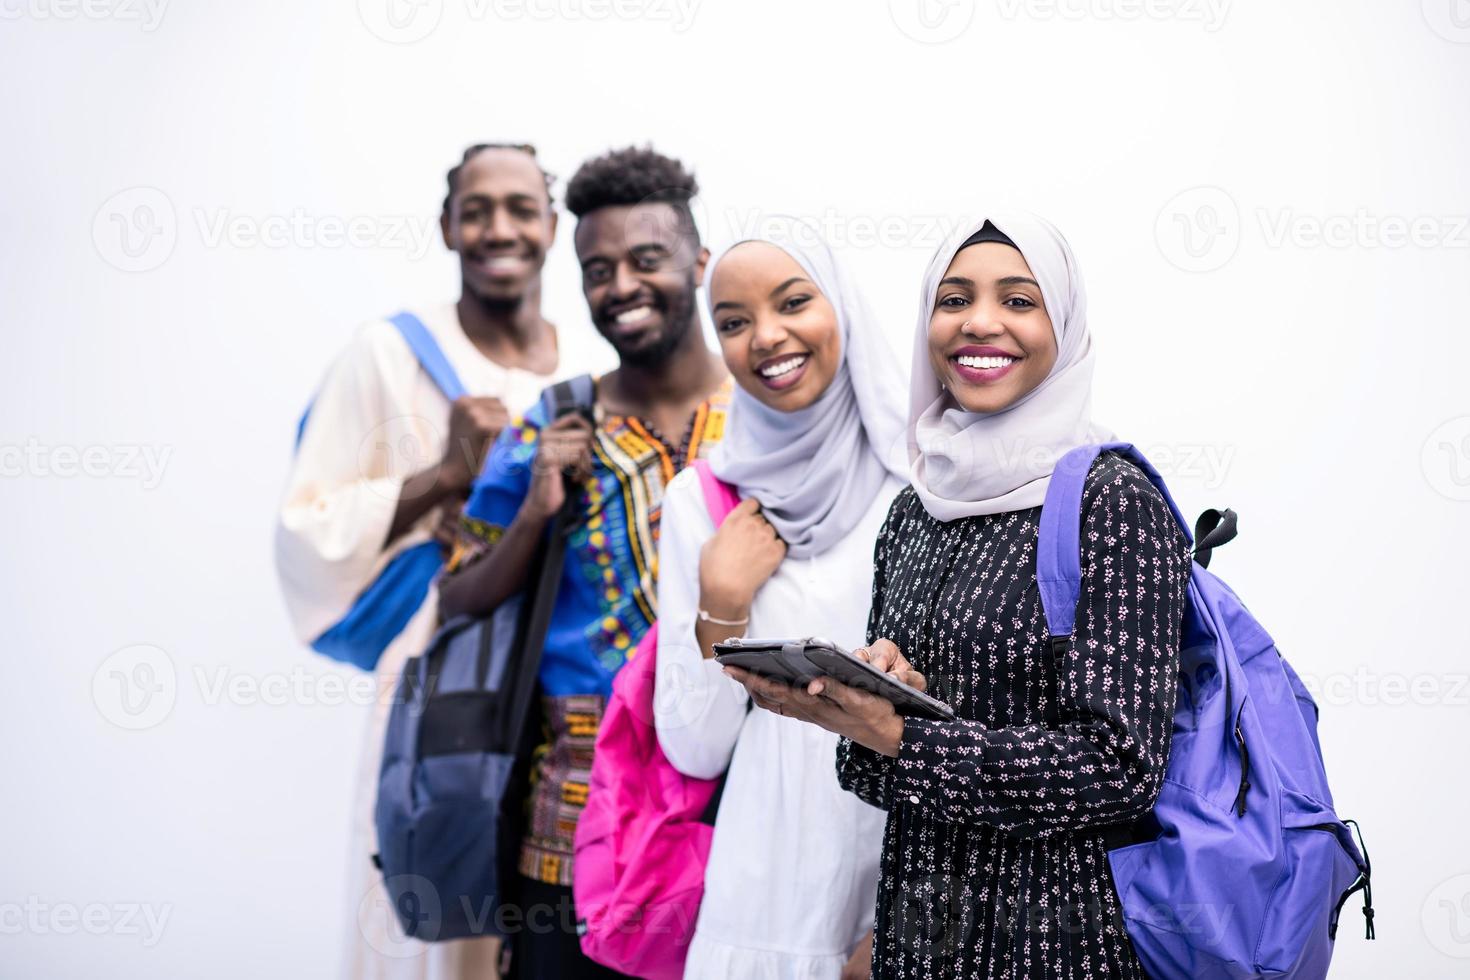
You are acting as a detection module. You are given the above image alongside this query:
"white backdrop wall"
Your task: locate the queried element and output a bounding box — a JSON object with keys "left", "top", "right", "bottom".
{"left": 3, "top": 2, "right": 1468, "bottom": 977}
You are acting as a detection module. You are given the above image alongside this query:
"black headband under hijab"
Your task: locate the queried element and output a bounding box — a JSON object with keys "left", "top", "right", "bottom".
{"left": 958, "top": 219, "right": 1017, "bottom": 252}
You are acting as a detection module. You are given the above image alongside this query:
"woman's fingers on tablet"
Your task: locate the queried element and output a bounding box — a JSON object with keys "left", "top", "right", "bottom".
{"left": 724, "top": 670, "right": 785, "bottom": 715}
{"left": 737, "top": 670, "right": 803, "bottom": 706}
{"left": 866, "top": 638, "right": 928, "bottom": 692}
{"left": 723, "top": 665, "right": 762, "bottom": 690}
{"left": 818, "top": 678, "right": 878, "bottom": 713}
{"left": 900, "top": 670, "right": 928, "bottom": 693}
{"left": 867, "top": 638, "right": 902, "bottom": 672}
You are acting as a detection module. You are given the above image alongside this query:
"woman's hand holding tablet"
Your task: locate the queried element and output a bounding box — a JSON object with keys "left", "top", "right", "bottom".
{"left": 715, "top": 637, "right": 953, "bottom": 758}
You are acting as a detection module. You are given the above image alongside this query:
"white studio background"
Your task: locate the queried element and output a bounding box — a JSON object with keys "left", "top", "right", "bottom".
{"left": 3, "top": 2, "right": 1468, "bottom": 977}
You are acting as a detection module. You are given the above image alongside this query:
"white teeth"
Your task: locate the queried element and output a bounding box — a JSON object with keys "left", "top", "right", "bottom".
{"left": 615, "top": 306, "right": 654, "bottom": 325}
{"left": 484, "top": 257, "right": 521, "bottom": 271}
{"left": 759, "top": 355, "right": 808, "bottom": 379}
{"left": 956, "top": 355, "right": 1016, "bottom": 370}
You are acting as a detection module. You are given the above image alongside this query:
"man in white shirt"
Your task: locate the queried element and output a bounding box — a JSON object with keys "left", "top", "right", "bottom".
{"left": 274, "top": 143, "right": 568, "bottom": 980}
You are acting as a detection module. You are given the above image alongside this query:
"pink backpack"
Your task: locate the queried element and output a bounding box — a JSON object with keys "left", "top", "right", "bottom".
{"left": 573, "top": 460, "right": 741, "bottom": 980}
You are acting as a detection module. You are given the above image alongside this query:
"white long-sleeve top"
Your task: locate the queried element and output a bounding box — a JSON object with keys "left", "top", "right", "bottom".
{"left": 653, "top": 468, "right": 902, "bottom": 980}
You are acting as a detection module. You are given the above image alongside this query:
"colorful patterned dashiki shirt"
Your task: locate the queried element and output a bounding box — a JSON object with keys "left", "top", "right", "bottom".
{"left": 450, "top": 376, "right": 732, "bottom": 886}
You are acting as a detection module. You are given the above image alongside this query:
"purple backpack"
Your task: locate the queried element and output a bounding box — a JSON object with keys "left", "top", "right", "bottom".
{"left": 1039, "top": 444, "right": 1374, "bottom": 980}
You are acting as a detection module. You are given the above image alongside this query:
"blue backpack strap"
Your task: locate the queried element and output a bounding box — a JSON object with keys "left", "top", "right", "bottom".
{"left": 1035, "top": 442, "right": 1193, "bottom": 645}
{"left": 1036, "top": 442, "right": 1196, "bottom": 848}
{"left": 297, "top": 313, "right": 473, "bottom": 667}
{"left": 387, "top": 311, "right": 467, "bottom": 402}
{"left": 309, "top": 541, "right": 444, "bottom": 670}
{"left": 295, "top": 311, "right": 467, "bottom": 450}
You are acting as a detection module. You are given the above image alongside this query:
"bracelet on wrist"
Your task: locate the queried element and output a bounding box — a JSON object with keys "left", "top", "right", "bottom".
{"left": 697, "top": 608, "right": 750, "bottom": 627}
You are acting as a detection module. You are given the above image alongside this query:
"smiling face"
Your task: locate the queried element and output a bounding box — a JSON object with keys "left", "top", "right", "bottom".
{"left": 440, "top": 147, "right": 555, "bottom": 304}
{"left": 928, "top": 241, "right": 1058, "bottom": 413}
{"left": 709, "top": 242, "right": 842, "bottom": 412}
{"left": 574, "top": 201, "right": 708, "bottom": 366}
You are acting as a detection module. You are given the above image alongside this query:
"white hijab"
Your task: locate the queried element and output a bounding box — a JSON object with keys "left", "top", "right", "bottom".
{"left": 707, "top": 216, "right": 908, "bottom": 559}
{"left": 908, "top": 212, "right": 1113, "bottom": 521}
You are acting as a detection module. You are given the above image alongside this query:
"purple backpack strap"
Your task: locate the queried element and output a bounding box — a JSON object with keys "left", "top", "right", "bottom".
{"left": 1035, "top": 442, "right": 1193, "bottom": 645}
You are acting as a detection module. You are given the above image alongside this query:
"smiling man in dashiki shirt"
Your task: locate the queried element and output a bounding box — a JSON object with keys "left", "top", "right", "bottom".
{"left": 437, "top": 145, "right": 732, "bottom": 979}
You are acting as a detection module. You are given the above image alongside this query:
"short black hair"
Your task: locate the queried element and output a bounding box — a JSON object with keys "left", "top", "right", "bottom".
{"left": 443, "top": 143, "right": 555, "bottom": 214}
{"left": 564, "top": 145, "right": 700, "bottom": 245}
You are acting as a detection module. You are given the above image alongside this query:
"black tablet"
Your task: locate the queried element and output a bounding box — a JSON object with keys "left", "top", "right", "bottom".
{"left": 712, "top": 636, "right": 955, "bottom": 722}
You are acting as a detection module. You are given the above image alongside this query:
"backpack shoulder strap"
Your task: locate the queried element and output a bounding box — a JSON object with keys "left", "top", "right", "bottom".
{"left": 538, "top": 373, "right": 596, "bottom": 422}
{"left": 690, "top": 459, "right": 741, "bottom": 526}
{"left": 388, "top": 311, "right": 467, "bottom": 402}
{"left": 295, "top": 311, "right": 466, "bottom": 450}
{"left": 1036, "top": 444, "right": 1198, "bottom": 848}
{"left": 1036, "top": 442, "right": 1193, "bottom": 644}
{"left": 498, "top": 373, "right": 598, "bottom": 735}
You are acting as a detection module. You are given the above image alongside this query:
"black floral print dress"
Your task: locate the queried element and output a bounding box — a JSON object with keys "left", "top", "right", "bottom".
{"left": 838, "top": 453, "right": 1192, "bottom": 979}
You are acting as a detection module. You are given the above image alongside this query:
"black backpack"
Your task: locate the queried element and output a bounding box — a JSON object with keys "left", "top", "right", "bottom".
{"left": 373, "top": 374, "right": 594, "bottom": 942}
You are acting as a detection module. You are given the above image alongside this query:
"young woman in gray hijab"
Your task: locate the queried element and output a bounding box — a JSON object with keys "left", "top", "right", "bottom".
{"left": 652, "top": 217, "right": 908, "bottom": 979}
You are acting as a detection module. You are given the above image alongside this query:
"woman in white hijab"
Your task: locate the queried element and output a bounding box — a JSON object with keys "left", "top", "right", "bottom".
{"left": 724, "top": 213, "right": 1192, "bottom": 979}
{"left": 652, "top": 216, "right": 908, "bottom": 979}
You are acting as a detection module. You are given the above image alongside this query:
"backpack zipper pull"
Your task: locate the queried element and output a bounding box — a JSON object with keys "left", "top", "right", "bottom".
{"left": 1345, "top": 818, "right": 1375, "bottom": 940}
{"left": 1232, "top": 723, "right": 1251, "bottom": 816}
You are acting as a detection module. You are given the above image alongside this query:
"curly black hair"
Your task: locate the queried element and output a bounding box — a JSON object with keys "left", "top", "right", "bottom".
{"left": 442, "top": 143, "right": 555, "bottom": 214}
{"left": 564, "top": 145, "right": 700, "bottom": 244}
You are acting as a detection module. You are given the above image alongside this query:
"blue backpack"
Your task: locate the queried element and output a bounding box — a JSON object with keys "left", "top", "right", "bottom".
{"left": 1039, "top": 444, "right": 1374, "bottom": 979}
{"left": 373, "top": 375, "right": 595, "bottom": 943}
{"left": 295, "top": 312, "right": 466, "bottom": 671}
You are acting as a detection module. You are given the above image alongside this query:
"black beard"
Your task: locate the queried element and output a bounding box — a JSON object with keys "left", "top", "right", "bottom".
{"left": 608, "top": 278, "right": 698, "bottom": 368}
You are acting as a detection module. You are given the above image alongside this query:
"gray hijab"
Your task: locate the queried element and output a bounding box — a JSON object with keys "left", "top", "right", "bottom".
{"left": 908, "top": 211, "right": 1114, "bottom": 520}
{"left": 707, "top": 217, "right": 908, "bottom": 559}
